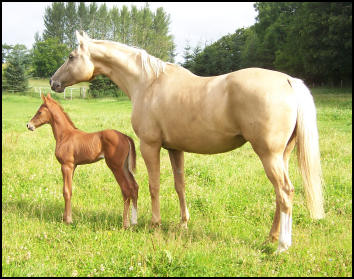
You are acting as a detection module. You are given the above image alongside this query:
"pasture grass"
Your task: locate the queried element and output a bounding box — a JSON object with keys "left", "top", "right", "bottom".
{"left": 2, "top": 89, "right": 352, "bottom": 276}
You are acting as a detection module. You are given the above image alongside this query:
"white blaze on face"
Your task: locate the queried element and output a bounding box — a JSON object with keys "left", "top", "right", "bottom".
{"left": 278, "top": 211, "right": 292, "bottom": 252}
{"left": 131, "top": 205, "right": 138, "bottom": 225}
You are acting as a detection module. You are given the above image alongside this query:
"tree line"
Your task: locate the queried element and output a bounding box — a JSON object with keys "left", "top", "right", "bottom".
{"left": 182, "top": 2, "right": 352, "bottom": 87}
{"left": 2, "top": 2, "right": 352, "bottom": 93}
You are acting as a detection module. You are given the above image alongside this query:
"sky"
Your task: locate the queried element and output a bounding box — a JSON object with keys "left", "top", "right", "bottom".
{"left": 2, "top": 2, "right": 257, "bottom": 64}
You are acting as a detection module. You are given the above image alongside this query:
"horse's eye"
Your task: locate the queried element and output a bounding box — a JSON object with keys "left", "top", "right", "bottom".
{"left": 69, "top": 54, "right": 74, "bottom": 60}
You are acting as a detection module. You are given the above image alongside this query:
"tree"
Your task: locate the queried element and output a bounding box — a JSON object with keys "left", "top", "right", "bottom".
{"left": 3, "top": 44, "right": 30, "bottom": 91}
{"left": 2, "top": 43, "right": 13, "bottom": 64}
{"left": 43, "top": 2, "right": 66, "bottom": 43}
{"left": 32, "top": 38, "right": 70, "bottom": 78}
{"left": 251, "top": 2, "right": 352, "bottom": 85}
{"left": 181, "top": 41, "right": 193, "bottom": 69}
{"left": 88, "top": 2, "right": 99, "bottom": 38}
{"left": 77, "top": 2, "right": 90, "bottom": 34}
{"left": 185, "top": 29, "right": 248, "bottom": 76}
{"left": 96, "top": 3, "right": 111, "bottom": 40}
{"left": 64, "top": 2, "right": 78, "bottom": 49}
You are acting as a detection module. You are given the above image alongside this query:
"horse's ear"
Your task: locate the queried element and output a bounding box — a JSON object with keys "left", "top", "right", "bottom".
{"left": 47, "top": 93, "right": 51, "bottom": 99}
{"left": 82, "top": 31, "right": 90, "bottom": 40}
{"left": 76, "top": 30, "right": 84, "bottom": 43}
{"left": 76, "top": 30, "right": 88, "bottom": 52}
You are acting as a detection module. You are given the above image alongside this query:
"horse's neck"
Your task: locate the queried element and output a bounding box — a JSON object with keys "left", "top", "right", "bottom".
{"left": 49, "top": 108, "right": 76, "bottom": 142}
{"left": 89, "top": 41, "right": 150, "bottom": 99}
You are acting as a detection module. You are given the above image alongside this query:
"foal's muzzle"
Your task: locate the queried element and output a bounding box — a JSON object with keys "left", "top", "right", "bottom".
{"left": 26, "top": 122, "right": 35, "bottom": 131}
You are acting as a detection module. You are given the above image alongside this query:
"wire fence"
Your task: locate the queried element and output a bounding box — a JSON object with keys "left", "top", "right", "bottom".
{"left": 31, "top": 86, "right": 88, "bottom": 100}
{"left": 2, "top": 86, "right": 127, "bottom": 100}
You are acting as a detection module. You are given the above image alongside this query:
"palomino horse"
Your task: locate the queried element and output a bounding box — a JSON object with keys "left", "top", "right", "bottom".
{"left": 27, "top": 93, "right": 139, "bottom": 229}
{"left": 50, "top": 31, "right": 324, "bottom": 252}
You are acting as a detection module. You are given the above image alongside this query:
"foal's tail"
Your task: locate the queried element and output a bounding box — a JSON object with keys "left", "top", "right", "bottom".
{"left": 289, "top": 78, "right": 325, "bottom": 219}
{"left": 126, "top": 135, "right": 136, "bottom": 174}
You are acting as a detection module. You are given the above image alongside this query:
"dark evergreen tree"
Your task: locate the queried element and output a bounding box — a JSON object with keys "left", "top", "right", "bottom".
{"left": 3, "top": 45, "right": 29, "bottom": 92}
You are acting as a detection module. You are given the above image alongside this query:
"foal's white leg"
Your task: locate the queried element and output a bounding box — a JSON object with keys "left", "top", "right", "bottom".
{"left": 277, "top": 211, "right": 292, "bottom": 253}
{"left": 131, "top": 204, "right": 138, "bottom": 225}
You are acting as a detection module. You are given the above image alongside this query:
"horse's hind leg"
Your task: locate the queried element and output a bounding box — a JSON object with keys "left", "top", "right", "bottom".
{"left": 269, "top": 135, "right": 296, "bottom": 243}
{"left": 168, "top": 149, "right": 190, "bottom": 228}
{"left": 258, "top": 151, "right": 294, "bottom": 252}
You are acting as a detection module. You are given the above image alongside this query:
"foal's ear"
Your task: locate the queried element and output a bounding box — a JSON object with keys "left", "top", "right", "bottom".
{"left": 41, "top": 93, "right": 46, "bottom": 103}
{"left": 47, "top": 93, "right": 52, "bottom": 99}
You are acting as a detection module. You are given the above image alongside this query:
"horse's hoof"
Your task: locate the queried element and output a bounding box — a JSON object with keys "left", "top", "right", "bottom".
{"left": 275, "top": 243, "right": 290, "bottom": 254}
{"left": 180, "top": 221, "right": 188, "bottom": 229}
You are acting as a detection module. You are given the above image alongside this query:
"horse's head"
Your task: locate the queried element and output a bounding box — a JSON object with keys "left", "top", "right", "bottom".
{"left": 50, "top": 31, "right": 95, "bottom": 92}
{"left": 27, "top": 94, "right": 54, "bottom": 131}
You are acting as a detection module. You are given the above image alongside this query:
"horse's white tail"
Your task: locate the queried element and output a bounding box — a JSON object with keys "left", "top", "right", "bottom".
{"left": 289, "top": 78, "right": 325, "bottom": 219}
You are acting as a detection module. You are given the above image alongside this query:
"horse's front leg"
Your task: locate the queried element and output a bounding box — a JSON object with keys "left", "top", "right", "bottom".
{"left": 61, "top": 163, "right": 75, "bottom": 224}
{"left": 168, "top": 149, "right": 190, "bottom": 228}
{"left": 140, "top": 141, "right": 161, "bottom": 226}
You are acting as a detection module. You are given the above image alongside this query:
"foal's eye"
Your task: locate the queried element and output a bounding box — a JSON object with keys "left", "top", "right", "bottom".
{"left": 69, "top": 54, "right": 74, "bottom": 60}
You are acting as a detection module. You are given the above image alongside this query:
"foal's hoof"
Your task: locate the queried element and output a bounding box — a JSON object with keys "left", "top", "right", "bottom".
{"left": 269, "top": 235, "right": 279, "bottom": 243}
{"left": 150, "top": 221, "right": 161, "bottom": 229}
{"left": 63, "top": 219, "right": 73, "bottom": 225}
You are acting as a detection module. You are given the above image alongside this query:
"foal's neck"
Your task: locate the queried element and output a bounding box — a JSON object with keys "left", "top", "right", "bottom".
{"left": 48, "top": 107, "right": 77, "bottom": 143}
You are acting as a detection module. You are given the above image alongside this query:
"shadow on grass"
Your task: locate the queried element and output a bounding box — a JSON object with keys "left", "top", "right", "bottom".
{"left": 3, "top": 199, "right": 127, "bottom": 230}
{"left": 3, "top": 199, "right": 279, "bottom": 254}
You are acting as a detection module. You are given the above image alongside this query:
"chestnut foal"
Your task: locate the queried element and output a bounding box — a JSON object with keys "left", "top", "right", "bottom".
{"left": 27, "top": 93, "right": 139, "bottom": 228}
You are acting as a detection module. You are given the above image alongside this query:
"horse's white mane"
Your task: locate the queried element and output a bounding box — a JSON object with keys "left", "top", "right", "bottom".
{"left": 113, "top": 41, "right": 167, "bottom": 78}
{"left": 89, "top": 38, "right": 168, "bottom": 78}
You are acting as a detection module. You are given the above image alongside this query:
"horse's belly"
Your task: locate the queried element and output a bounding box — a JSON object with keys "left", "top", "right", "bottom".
{"left": 162, "top": 133, "right": 246, "bottom": 154}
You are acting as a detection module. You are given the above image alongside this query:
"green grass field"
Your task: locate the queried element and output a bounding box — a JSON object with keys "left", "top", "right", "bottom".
{"left": 2, "top": 88, "right": 352, "bottom": 276}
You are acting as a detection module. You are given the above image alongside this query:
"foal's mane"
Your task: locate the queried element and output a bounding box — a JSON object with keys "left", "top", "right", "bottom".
{"left": 47, "top": 97, "right": 77, "bottom": 129}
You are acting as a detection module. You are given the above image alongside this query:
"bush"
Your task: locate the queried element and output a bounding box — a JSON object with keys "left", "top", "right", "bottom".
{"left": 89, "top": 75, "right": 123, "bottom": 98}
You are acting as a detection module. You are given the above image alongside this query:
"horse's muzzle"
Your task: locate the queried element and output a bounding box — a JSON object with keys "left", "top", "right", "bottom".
{"left": 50, "top": 79, "right": 64, "bottom": 93}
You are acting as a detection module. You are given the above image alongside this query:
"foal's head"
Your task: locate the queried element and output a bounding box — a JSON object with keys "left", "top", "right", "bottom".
{"left": 27, "top": 94, "right": 54, "bottom": 131}
{"left": 27, "top": 94, "right": 77, "bottom": 131}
